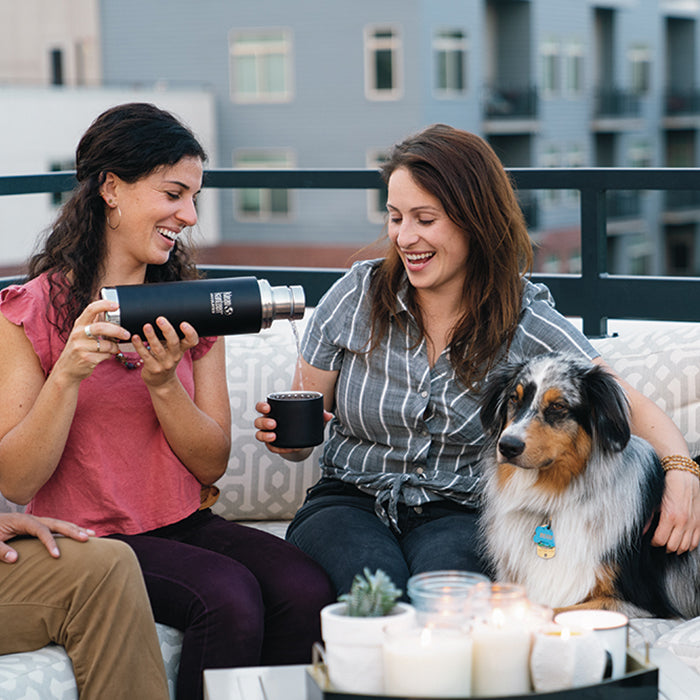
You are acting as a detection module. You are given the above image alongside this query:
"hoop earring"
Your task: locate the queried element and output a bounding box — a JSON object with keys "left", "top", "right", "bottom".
{"left": 107, "top": 206, "right": 122, "bottom": 230}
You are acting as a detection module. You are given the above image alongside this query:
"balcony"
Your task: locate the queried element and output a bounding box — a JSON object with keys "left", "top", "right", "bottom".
{"left": 665, "top": 89, "right": 700, "bottom": 117}
{"left": 594, "top": 88, "right": 641, "bottom": 118}
{"left": 592, "top": 88, "right": 643, "bottom": 132}
{"left": 2, "top": 167, "right": 700, "bottom": 338}
{"left": 482, "top": 85, "right": 539, "bottom": 135}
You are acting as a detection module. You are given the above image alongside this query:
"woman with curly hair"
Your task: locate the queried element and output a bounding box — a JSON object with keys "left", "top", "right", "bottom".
{"left": 0, "top": 102, "right": 333, "bottom": 700}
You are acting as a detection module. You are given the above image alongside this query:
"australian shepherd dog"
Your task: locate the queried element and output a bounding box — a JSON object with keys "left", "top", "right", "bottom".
{"left": 478, "top": 352, "right": 700, "bottom": 618}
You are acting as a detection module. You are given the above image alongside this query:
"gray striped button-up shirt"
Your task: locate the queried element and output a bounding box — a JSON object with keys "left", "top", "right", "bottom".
{"left": 301, "top": 259, "right": 598, "bottom": 529}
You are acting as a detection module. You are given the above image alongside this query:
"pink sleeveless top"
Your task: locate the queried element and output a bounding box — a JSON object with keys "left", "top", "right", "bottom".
{"left": 0, "top": 274, "right": 216, "bottom": 535}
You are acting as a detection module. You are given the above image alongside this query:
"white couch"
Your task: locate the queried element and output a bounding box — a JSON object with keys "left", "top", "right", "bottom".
{"left": 1, "top": 315, "right": 700, "bottom": 698}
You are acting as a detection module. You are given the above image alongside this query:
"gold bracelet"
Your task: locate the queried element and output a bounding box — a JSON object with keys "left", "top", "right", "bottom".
{"left": 660, "top": 455, "right": 700, "bottom": 479}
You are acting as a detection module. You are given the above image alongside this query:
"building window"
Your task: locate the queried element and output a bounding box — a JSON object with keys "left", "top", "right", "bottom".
{"left": 366, "top": 150, "right": 389, "bottom": 223}
{"left": 629, "top": 141, "right": 652, "bottom": 168}
{"left": 49, "top": 159, "right": 74, "bottom": 207}
{"left": 628, "top": 44, "right": 651, "bottom": 95}
{"left": 229, "top": 29, "right": 292, "bottom": 103}
{"left": 365, "top": 26, "right": 402, "bottom": 100}
{"left": 564, "top": 144, "right": 585, "bottom": 206}
{"left": 234, "top": 150, "right": 293, "bottom": 221}
{"left": 564, "top": 41, "right": 584, "bottom": 96}
{"left": 541, "top": 40, "right": 560, "bottom": 97}
{"left": 628, "top": 233, "right": 651, "bottom": 275}
{"left": 50, "top": 48, "right": 64, "bottom": 86}
{"left": 75, "top": 41, "right": 86, "bottom": 86}
{"left": 541, "top": 145, "right": 561, "bottom": 207}
{"left": 434, "top": 29, "right": 467, "bottom": 97}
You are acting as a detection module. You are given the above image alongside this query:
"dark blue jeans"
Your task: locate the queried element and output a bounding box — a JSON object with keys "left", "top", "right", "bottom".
{"left": 110, "top": 509, "right": 334, "bottom": 700}
{"left": 286, "top": 478, "right": 488, "bottom": 598}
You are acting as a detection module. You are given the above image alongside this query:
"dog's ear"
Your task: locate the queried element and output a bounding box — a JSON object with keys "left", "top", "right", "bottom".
{"left": 479, "top": 361, "right": 524, "bottom": 438}
{"left": 580, "top": 363, "right": 631, "bottom": 453}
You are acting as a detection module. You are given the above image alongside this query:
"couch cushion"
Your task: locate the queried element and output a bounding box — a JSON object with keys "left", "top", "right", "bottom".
{"left": 215, "top": 314, "right": 322, "bottom": 522}
{"left": 590, "top": 324, "right": 700, "bottom": 457}
{"left": 653, "top": 616, "right": 700, "bottom": 673}
{"left": 0, "top": 623, "right": 182, "bottom": 700}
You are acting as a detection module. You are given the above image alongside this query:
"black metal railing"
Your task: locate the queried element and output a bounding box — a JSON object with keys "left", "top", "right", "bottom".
{"left": 484, "top": 85, "right": 538, "bottom": 119}
{"left": 594, "top": 88, "right": 641, "bottom": 119}
{"left": 665, "top": 89, "right": 700, "bottom": 117}
{"left": 2, "top": 167, "right": 700, "bottom": 337}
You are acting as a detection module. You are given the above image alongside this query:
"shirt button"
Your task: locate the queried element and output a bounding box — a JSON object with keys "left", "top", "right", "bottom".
{"left": 421, "top": 390, "right": 428, "bottom": 398}
{"left": 416, "top": 467, "right": 424, "bottom": 476}
{"left": 414, "top": 505, "right": 423, "bottom": 514}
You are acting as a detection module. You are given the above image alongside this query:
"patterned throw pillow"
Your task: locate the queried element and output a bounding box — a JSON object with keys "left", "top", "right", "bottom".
{"left": 214, "top": 314, "right": 322, "bottom": 521}
{"left": 590, "top": 324, "right": 700, "bottom": 458}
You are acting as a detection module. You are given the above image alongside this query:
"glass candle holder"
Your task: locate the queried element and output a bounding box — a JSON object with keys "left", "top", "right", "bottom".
{"left": 406, "top": 570, "right": 489, "bottom": 629}
{"left": 469, "top": 583, "right": 534, "bottom": 697}
{"left": 383, "top": 624, "right": 473, "bottom": 698}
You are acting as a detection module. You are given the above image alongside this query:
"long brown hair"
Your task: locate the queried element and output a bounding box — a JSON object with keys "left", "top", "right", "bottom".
{"left": 371, "top": 124, "right": 533, "bottom": 388}
{"left": 27, "top": 102, "right": 206, "bottom": 339}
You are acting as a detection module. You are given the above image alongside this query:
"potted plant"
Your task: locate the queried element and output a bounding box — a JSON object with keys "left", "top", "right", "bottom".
{"left": 318, "top": 568, "right": 416, "bottom": 694}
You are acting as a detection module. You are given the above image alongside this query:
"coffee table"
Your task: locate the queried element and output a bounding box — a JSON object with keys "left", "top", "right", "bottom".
{"left": 204, "top": 664, "right": 305, "bottom": 700}
{"left": 203, "top": 649, "right": 697, "bottom": 700}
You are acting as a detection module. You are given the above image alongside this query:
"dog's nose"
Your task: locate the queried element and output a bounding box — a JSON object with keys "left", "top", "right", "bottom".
{"left": 498, "top": 434, "right": 525, "bottom": 459}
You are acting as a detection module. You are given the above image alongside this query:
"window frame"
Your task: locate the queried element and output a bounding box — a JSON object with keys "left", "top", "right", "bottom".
{"left": 540, "top": 39, "right": 561, "bottom": 98}
{"left": 233, "top": 149, "right": 295, "bottom": 222}
{"left": 433, "top": 27, "right": 468, "bottom": 98}
{"left": 364, "top": 24, "right": 403, "bottom": 101}
{"left": 229, "top": 28, "right": 293, "bottom": 104}
{"left": 564, "top": 40, "right": 584, "bottom": 97}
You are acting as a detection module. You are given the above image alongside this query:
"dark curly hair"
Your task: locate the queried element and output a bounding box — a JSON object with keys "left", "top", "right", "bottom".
{"left": 27, "top": 102, "right": 207, "bottom": 338}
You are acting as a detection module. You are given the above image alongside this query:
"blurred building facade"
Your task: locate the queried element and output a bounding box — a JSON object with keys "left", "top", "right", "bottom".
{"left": 2, "top": 0, "right": 700, "bottom": 274}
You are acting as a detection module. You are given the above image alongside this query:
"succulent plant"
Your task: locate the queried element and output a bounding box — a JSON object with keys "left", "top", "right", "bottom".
{"left": 338, "top": 568, "right": 402, "bottom": 617}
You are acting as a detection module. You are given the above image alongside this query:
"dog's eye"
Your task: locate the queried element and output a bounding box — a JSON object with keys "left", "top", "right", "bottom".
{"left": 545, "top": 401, "right": 569, "bottom": 419}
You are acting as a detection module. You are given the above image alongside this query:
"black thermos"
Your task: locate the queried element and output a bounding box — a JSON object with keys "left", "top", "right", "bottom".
{"left": 100, "top": 276, "right": 305, "bottom": 337}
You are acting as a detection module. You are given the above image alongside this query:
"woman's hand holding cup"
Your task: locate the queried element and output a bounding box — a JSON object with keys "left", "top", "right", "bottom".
{"left": 255, "top": 393, "right": 329, "bottom": 461}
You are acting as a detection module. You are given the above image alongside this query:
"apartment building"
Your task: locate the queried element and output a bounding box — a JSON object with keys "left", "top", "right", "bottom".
{"left": 3, "top": 1, "right": 700, "bottom": 274}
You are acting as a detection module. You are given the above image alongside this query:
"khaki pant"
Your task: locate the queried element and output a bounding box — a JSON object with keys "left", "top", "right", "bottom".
{"left": 0, "top": 536, "right": 169, "bottom": 700}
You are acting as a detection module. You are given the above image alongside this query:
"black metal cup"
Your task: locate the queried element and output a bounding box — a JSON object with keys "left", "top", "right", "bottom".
{"left": 267, "top": 391, "right": 325, "bottom": 448}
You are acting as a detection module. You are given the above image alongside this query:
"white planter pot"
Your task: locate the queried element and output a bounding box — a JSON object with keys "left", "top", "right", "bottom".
{"left": 320, "top": 601, "right": 416, "bottom": 694}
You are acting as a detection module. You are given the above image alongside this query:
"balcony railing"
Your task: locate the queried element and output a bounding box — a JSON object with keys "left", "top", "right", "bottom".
{"left": 483, "top": 85, "right": 538, "bottom": 119}
{"left": 665, "top": 89, "right": 700, "bottom": 117}
{"left": 594, "top": 88, "right": 642, "bottom": 119}
{"left": 2, "top": 167, "right": 700, "bottom": 337}
{"left": 606, "top": 190, "right": 642, "bottom": 220}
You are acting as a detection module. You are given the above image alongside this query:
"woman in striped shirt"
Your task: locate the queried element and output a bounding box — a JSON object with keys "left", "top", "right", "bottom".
{"left": 255, "top": 124, "right": 699, "bottom": 596}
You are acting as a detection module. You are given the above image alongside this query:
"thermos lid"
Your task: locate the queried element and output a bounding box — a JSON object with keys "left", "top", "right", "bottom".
{"left": 258, "top": 280, "right": 305, "bottom": 329}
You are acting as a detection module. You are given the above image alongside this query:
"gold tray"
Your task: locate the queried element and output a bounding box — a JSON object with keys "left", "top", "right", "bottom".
{"left": 305, "top": 649, "right": 657, "bottom": 699}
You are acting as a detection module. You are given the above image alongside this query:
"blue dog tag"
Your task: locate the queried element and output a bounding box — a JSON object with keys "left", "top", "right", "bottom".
{"left": 534, "top": 522, "right": 556, "bottom": 559}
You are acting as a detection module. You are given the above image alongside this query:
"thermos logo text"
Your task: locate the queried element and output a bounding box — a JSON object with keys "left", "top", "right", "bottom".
{"left": 210, "top": 291, "right": 234, "bottom": 316}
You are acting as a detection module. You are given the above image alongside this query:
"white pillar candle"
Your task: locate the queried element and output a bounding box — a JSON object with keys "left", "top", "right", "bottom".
{"left": 383, "top": 626, "right": 473, "bottom": 698}
{"left": 471, "top": 608, "right": 533, "bottom": 697}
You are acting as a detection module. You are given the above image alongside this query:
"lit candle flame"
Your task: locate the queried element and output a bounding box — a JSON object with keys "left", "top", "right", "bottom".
{"left": 491, "top": 608, "right": 506, "bottom": 628}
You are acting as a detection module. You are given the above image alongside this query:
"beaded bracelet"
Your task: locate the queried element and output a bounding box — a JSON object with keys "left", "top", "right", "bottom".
{"left": 660, "top": 455, "right": 700, "bottom": 479}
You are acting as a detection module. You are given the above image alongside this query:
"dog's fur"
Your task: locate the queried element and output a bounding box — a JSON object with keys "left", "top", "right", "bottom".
{"left": 478, "top": 353, "right": 700, "bottom": 618}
